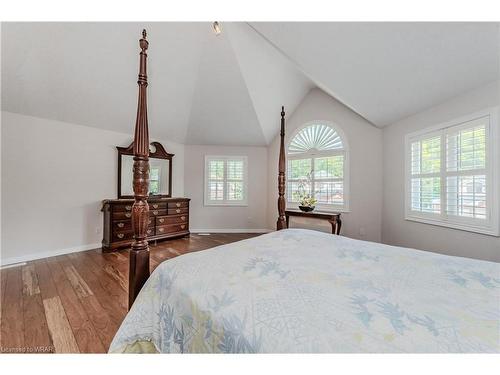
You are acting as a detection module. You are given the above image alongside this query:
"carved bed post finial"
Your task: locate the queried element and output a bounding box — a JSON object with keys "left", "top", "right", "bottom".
{"left": 129, "top": 29, "right": 151, "bottom": 309}
{"left": 276, "top": 106, "right": 287, "bottom": 230}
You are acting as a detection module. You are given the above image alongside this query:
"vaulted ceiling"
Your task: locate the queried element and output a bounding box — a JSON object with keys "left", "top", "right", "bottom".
{"left": 2, "top": 22, "right": 498, "bottom": 145}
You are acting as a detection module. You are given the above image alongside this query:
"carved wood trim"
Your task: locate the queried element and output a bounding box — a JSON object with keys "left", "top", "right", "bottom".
{"left": 129, "top": 29, "right": 151, "bottom": 309}
{"left": 276, "top": 106, "right": 287, "bottom": 230}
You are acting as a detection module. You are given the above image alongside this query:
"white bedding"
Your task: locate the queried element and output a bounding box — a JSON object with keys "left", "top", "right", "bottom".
{"left": 109, "top": 229, "right": 500, "bottom": 353}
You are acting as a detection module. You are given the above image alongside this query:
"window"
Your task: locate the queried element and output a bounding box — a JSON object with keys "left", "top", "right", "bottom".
{"left": 405, "top": 109, "right": 499, "bottom": 236}
{"left": 149, "top": 167, "right": 160, "bottom": 195}
{"left": 204, "top": 156, "right": 248, "bottom": 206}
{"left": 287, "top": 122, "right": 349, "bottom": 211}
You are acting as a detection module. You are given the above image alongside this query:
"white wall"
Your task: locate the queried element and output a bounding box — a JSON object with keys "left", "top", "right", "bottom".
{"left": 267, "top": 88, "right": 383, "bottom": 242}
{"left": 184, "top": 144, "right": 269, "bottom": 232}
{"left": 1, "top": 111, "right": 184, "bottom": 265}
{"left": 382, "top": 81, "right": 500, "bottom": 262}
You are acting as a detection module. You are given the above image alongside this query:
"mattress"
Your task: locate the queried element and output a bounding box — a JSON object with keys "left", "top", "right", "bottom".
{"left": 109, "top": 229, "right": 500, "bottom": 353}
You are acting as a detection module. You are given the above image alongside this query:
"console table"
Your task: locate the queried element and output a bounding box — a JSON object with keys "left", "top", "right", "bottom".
{"left": 285, "top": 209, "right": 342, "bottom": 235}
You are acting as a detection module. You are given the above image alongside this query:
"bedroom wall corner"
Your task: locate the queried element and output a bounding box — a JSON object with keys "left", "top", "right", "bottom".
{"left": 267, "top": 88, "right": 383, "bottom": 242}
{"left": 184, "top": 144, "right": 270, "bottom": 232}
{"left": 381, "top": 81, "right": 500, "bottom": 262}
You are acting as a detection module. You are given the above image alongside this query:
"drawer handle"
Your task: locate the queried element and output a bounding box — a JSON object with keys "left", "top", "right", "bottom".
{"left": 176, "top": 203, "right": 181, "bottom": 207}
{"left": 153, "top": 210, "right": 159, "bottom": 215}
{"left": 181, "top": 224, "right": 185, "bottom": 229}
{"left": 117, "top": 233, "right": 124, "bottom": 239}
{"left": 152, "top": 204, "right": 159, "bottom": 209}
{"left": 176, "top": 209, "right": 181, "bottom": 213}
{"left": 159, "top": 227, "right": 164, "bottom": 233}
{"left": 117, "top": 223, "right": 125, "bottom": 228}
{"left": 125, "top": 213, "right": 131, "bottom": 218}
{"left": 159, "top": 218, "right": 164, "bottom": 223}
{"left": 181, "top": 216, "right": 185, "bottom": 221}
{"left": 147, "top": 229, "right": 152, "bottom": 235}
{"left": 148, "top": 219, "right": 152, "bottom": 224}
{"left": 125, "top": 205, "right": 132, "bottom": 211}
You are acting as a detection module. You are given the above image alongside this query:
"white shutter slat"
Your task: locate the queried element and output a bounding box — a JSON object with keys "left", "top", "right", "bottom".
{"left": 445, "top": 121, "right": 487, "bottom": 220}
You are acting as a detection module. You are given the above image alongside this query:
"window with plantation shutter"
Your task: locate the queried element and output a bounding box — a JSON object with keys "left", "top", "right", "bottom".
{"left": 405, "top": 109, "right": 499, "bottom": 236}
{"left": 287, "top": 122, "right": 349, "bottom": 211}
{"left": 204, "top": 156, "right": 247, "bottom": 206}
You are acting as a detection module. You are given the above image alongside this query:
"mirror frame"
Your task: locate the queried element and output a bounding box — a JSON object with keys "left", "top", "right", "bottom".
{"left": 117, "top": 141, "right": 174, "bottom": 199}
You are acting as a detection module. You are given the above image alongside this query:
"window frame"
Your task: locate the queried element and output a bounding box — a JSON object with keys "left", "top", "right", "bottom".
{"left": 404, "top": 107, "right": 499, "bottom": 236}
{"left": 286, "top": 121, "right": 350, "bottom": 212}
{"left": 204, "top": 155, "right": 248, "bottom": 207}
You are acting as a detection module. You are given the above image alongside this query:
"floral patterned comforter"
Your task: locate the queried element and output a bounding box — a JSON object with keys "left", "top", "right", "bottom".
{"left": 109, "top": 229, "right": 500, "bottom": 353}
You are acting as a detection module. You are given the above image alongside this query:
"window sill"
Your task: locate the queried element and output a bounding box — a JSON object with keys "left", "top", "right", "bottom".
{"left": 204, "top": 203, "right": 248, "bottom": 207}
{"left": 405, "top": 215, "right": 499, "bottom": 237}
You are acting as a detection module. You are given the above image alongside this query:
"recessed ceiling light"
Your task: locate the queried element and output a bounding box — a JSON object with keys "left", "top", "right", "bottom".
{"left": 213, "top": 21, "right": 222, "bottom": 36}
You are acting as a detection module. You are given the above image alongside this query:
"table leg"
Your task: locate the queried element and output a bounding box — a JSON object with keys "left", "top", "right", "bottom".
{"left": 329, "top": 216, "right": 342, "bottom": 235}
{"left": 286, "top": 214, "right": 290, "bottom": 229}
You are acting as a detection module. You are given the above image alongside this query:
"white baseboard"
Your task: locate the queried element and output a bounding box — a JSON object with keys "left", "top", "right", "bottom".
{"left": 0, "top": 230, "right": 273, "bottom": 266}
{"left": 191, "top": 228, "right": 272, "bottom": 234}
{"left": 0, "top": 242, "right": 102, "bottom": 267}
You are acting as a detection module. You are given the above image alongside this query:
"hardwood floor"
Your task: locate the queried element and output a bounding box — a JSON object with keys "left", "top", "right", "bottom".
{"left": 0, "top": 233, "right": 262, "bottom": 353}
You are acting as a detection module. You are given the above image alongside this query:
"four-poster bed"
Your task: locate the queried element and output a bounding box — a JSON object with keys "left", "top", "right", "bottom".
{"left": 112, "top": 31, "right": 499, "bottom": 353}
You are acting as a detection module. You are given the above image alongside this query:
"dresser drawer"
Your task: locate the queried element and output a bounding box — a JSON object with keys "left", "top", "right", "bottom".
{"left": 149, "top": 208, "right": 167, "bottom": 217}
{"left": 113, "top": 218, "right": 154, "bottom": 231}
{"left": 168, "top": 201, "right": 189, "bottom": 209}
{"left": 113, "top": 220, "right": 131, "bottom": 231}
{"left": 149, "top": 202, "right": 167, "bottom": 210}
{"left": 112, "top": 211, "right": 133, "bottom": 220}
{"left": 156, "top": 223, "right": 188, "bottom": 235}
{"left": 156, "top": 214, "right": 188, "bottom": 226}
{"left": 113, "top": 203, "right": 134, "bottom": 212}
{"left": 112, "top": 231, "right": 133, "bottom": 242}
{"left": 167, "top": 207, "right": 189, "bottom": 215}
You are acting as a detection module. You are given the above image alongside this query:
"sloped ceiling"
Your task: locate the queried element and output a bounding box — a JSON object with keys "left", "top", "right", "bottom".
{"left": 2, "top": 22, "right": 498, "bottom": 145}
{"left": 1, "top": 22, "right": 312, "bottom": 146}
{"left": 251, "top": 22, "right": 500, "bottom": 127}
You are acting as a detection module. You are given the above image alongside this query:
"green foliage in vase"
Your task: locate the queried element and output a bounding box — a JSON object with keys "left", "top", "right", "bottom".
{"left": 299, "top": 195, "right": 317, "bottom": 207}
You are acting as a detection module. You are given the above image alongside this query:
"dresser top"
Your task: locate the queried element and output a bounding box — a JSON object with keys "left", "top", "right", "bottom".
{"left": 102, "top": 197, "right": 190, "bottom": 205}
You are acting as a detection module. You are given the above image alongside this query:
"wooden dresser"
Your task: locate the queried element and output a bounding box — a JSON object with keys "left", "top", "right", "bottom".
{"left": 101, "top": 197, "right": 190, "bottom": 251}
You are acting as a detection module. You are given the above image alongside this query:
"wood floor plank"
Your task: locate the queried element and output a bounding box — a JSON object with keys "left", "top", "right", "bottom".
{"left": 71, "top": 253, "right": 128, "bottom": 313}
{"left": 35, "top": 261, "right": 58, "bottom": 300}
{"left": 63, "top": 264, "right": 93, "bottom": 298}
{"left": 102, "top": 264, "right": 127, "bottom": 292}
{"left": 43, "top": 296, "right": 80, "bottom": 353}
{"left": 0, "top": 269, "right": 7, "bottom": 323}
{"left": 46, "top": 259, "right": 106, "bottom": 353}
{"left": 22, "top": 265, "right": 41, "bottom": 296}
{"left": 59, "top": 256, "right": 123, "bottom": 349}
{"left": 0, "top": 268, "right": 24, "bottom": 352}
{"left": 23, "top": 293, "right": 52, "bottom": 352}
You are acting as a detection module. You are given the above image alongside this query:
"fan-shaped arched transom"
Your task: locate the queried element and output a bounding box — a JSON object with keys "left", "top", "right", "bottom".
{"left": 288, "top": 123, "right": 344, "bottom": 155}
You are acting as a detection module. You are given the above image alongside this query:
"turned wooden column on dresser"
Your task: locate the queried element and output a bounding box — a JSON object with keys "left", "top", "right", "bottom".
{"left": 101, "top": 197, "right": 190, "bottom": 252}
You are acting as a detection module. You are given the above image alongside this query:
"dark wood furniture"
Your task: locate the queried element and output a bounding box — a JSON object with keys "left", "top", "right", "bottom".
{"left": 117, "top": 141, "right": 173, "bottom": 199}
{"left": 102, "top": 197, "right": 190, "bottom": 252}
{"left": 285, "top": 209, "right": 342, "bottom": 235}
{"left": 129, "top": 30, "right": 152, "bottom": 308}
{"left": 276, "top": 107, "right": 287, "bottom": 231}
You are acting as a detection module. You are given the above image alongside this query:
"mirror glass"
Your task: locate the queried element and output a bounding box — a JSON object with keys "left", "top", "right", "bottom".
{"left": 120, "top": 155, "right": 170, "bottom": 197}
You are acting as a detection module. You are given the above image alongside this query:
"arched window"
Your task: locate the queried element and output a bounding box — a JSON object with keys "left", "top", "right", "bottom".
{"left": 287, "top": 122, "right": 349, "bottom": 211}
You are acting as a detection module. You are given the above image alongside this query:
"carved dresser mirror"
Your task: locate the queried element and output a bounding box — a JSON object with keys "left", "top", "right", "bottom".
{"left": 117, "top": 141, "right": 173, "bottom": 198}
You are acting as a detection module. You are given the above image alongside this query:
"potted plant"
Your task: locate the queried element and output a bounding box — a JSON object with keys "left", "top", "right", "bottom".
{"left": 297, "top": 171, "right": 317, "bottom": 212}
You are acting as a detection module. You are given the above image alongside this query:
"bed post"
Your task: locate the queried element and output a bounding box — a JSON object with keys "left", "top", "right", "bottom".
{"left": 276, "top": 106, "right": 287, "bottom": 230}
{"left": 129, "top": 29, "right": 151, "bottom": 309}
